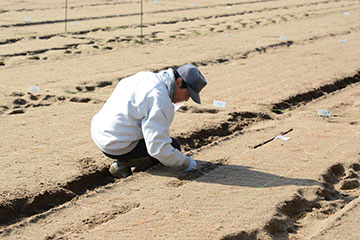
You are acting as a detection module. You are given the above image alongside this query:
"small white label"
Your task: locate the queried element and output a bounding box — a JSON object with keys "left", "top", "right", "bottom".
{"left": 275, "top": 135, "right": 291, "bottom": 141}
{"left": 25, "top": 17, "right": 31, "bottom": 22}
{"left": 344, "top": 12, "right": 350, "bottom": 15}
{"left": 189, "top": 3, "right": 195, "bottom": 7}
{"left": 154, "top": 0, "right": 160, "bottom": 3}
{"left": 338, "top": 39, "right": 346, "bottom": 43}
{"left": 317, "top": 109, "right": 331, "bottom": 117}
{"left": 226, "top": 33, "right": 232, "bottom": 37}
{"left": 213, "top": 100, "right": 226, "bottom": 108}
{"left": 226, "top": 6, "right": 232, "bottom": 9}
{"left": 280, "top": 35, "right": 287, "bottom": 40}
{"left": 29, "top": 86, "right": 40, "bottom": 92}
{"left": 72, "top": 22, "right": 79, "bottom": 26}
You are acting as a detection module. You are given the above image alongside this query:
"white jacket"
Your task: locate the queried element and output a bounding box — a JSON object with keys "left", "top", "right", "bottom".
{"left": 91, "top": 68, "right": 191, "bottom": 169}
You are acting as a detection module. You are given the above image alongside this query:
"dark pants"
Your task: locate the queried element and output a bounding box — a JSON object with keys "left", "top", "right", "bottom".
{"left": 103, "top": 138, "right": 180, "bottom": 170}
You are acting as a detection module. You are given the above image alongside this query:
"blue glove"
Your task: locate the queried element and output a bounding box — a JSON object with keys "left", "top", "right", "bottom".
{"left": 185, "top": 157, "right": 197, "bottom": 171}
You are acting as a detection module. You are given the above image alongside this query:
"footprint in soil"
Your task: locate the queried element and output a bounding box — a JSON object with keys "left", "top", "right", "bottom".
{"left": 5, "top": 91, "right": 71, "bottom": 115}
{"left": 75, "top": 81, "right": 112, "bottom": 92}
{"left": 8, "top": 94, "right": 28, "bottom": 114}
{"left": 13, "top": 98, "right": 27, "bottom": 105}
{"left": 0, "top": 105, "right": 9, "bottom": 115}
{"left": 70, "top": 97, "right": 91, "bottom": 103}
{"left": 262, "top": 161, "right": 360, "bottom": 238}
{"left": 314, "top": 162, "right": 360, "bottom": 218}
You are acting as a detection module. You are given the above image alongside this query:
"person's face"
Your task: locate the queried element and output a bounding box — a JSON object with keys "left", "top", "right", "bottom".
{"left": 173, "top": 78, "right": 190, "bottom": 103}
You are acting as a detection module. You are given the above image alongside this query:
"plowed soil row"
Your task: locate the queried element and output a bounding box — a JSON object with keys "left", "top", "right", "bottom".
{"left": 1, "top": 69, "right": 359, "bottom": 227}
{"left": 1, "top": 0, "right": 359, "bottom": 68}
{"left": 1, "top": 69, "right": 359, "bottom": 240}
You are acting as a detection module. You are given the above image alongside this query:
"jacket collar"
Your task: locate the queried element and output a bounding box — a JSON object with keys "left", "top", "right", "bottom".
{"left": 156, "top": 68, "right": 176, "bottom": 101}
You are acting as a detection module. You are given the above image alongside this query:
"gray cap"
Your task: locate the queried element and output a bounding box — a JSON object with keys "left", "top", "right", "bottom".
{"left": 177, "top": 64, "right": 207, "bottom": 104}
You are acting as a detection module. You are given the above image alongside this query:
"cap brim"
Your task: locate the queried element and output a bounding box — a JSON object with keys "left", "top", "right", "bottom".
{"left": 187, "top": 86, "right": 201, "bottom": 104}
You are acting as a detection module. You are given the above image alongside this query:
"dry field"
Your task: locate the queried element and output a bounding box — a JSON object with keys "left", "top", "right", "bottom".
{"left": 1, "top": 0, "right": 360, "bottom": 239}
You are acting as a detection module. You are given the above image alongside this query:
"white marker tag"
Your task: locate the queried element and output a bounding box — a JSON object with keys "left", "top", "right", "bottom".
{"left": 73, "top": 22, "right": 79, "bottom": 26}
{"left": 280, "top": 35, "right": 287, "bottom": 40}
{"left": 226, "top": 6, "right": 232, "bottom": 9}
{"left": 189, "top": 3, "right": 195, "bottom": 7}
{"left": 317, "top": 109, "right": 331, "bottom": 117}
{"left": 226, "top": 33, "right": 232, "bottom": 37}
{"left": 344, "top": 12, "right": 350, "bottom": 15}
{"left": 154, "top": 0, "right": 160, "bottom": 4}
{"left": 213, "top": 100, "right": 226, "bottom": 108}
{"left": 338, "top": 40, "right": 346, "bottom": 43}
{"left": 25, "top": 17, "right": 31, "bottom": 22}
{"left": 275, "top": 135, "right": 291, "bottom": 141}
{"left": 29, "top": 86, "right": 40, "bottom": 92}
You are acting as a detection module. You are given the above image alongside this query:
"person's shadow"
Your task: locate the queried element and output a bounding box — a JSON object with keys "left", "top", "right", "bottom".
{"left": 148, "top": 159, "right": 320, "bottom": 188}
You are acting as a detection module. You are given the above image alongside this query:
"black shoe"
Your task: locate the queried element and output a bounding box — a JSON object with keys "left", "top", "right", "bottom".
{"left": 109, "top": 161, "right": 132, "bottom": 178}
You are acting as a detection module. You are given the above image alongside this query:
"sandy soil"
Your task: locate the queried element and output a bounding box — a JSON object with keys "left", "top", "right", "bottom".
{"left": 1, "top": 0, "right": 360, "bottom": 239}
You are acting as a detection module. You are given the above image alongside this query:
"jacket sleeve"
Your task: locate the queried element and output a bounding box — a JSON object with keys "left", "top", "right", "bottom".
{"left": 141, "top": 94, "right": 191, "bottom": 169}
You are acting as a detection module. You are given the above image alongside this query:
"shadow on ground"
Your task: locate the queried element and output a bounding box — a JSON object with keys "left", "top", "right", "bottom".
{"left": 148, "top": 159, "right": 320, "bottom": 188}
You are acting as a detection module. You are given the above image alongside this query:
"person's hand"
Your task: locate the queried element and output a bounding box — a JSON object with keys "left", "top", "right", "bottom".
{"left": 185, "top": 157, "right": 197, "bottom": 171}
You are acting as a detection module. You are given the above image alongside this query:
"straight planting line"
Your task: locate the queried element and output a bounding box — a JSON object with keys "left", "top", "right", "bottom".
{"left": 271, "top": 71, "right": 360, "bottom": 114}
{"left": 1, "top": 1, "right": 139, "bottom": 13}
{"left": 0, "top": 0, "right": 341, "bottom": 30}
{"left": 0, "top": 42, "right": 93, "bottom": 58}
{"left": 0, "top": 0, "right": 281, "bottom": 28}
{"left": 0, "top": 0, "right": 348, "bottom": 45}
{"left": 0, "top": 0, "right": 280, "bottom": 15}
{"left": 1, "top": 3, "right": 356, "bottom": 61}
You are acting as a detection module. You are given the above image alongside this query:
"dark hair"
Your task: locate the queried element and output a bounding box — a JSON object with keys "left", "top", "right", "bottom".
{"left": 174, "top": 70, "right": 187, "bottom": 89}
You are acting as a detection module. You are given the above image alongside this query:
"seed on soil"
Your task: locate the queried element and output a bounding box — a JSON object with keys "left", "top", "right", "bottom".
{"left": 13, "top": 98, "right": 27, "bottom": 105}
{"left": 97, "top": 81, "right": 112, "bottom": 88}
{"left": 28, "top": 93, "right": 39, "bottom": 100}
{"left": 85, "top": 86, "right": 95, "bottom": 91}
{"left": 10, "top": 92, "right": 25, "bottom": 97}
{"left": 340, "top": 179, "right": 360, "bottom": 190}
{"left": 350, "top": 163, "right": 360, "bottom": 171}
{"left": 70, "top": 97, "right": 92, "bottom": 103}
{"left": 28, "top": 56, "right": 40, "bottom": 60}
{"left": 57, "top": 96, "right": 66, "bottom": 101}
{"left": 9, "top": 109, "right": 25, "bottom": 114}
{"left": 76, "top": 86, "right": 83, "bottom": 91}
